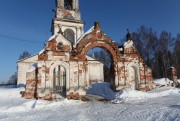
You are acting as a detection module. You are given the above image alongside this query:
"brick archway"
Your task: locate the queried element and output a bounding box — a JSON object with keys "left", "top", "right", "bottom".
{"left": 80, "top": 42, "right": 119, "bottom": 83}
{"left": 75, "top": 35, "right": 121, "bottom": 63}
{"left": 72, "top": 25, "right": 121, "bottom": 86}
{"left": 75, "top": 22, "right": 120, "bottom": 61}
{"left": 79, "top": 42, "right": 119, "bottom": 63}
{"left": 68, "top": 22, "right": 123, "bottom": 89}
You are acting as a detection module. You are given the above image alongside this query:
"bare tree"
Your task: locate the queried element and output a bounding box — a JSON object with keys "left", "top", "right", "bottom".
{"left": 9, "top": 51, "right": 31, "bottom": 85}
{"left": 8, "top": 72, "right": 17, "bottom": 85}
{"left": 19, "top": 51, "right": 31, "bottom": 60}
{"left": 131, "top": 26, "right": 176, "bottom": 79}
{"left": 158, "top": 31, "right": 175, "bottom": 79}
{"left": 132, "top": 26, "right": 158, "bottom": 67}
{"left": 174, "top": 34, "right": 180, "bottom": 78}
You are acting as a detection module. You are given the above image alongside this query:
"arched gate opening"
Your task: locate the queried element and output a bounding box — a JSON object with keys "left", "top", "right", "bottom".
{"left": 53, "top": 65, "right": 66, "bottom": 95}
{"left": 87, "top": 47, "right": 115, "bottom": 83}
{"left": 75, "top": 44, "right": 120, "bottom": 89}
{"left": 73, "top": 22, "right": 121, "bottom": 90}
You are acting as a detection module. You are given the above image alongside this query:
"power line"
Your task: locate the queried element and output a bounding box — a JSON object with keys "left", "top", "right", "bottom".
{"left": 0, "top": 34, "right": 44, "bottom": 44}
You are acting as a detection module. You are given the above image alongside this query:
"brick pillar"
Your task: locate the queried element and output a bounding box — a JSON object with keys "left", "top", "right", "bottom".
{"left": 171, "top": 67, "right": 178, "bottom": 87}
{"left": 24, "top": 69, "right": 37, "bottom": 99}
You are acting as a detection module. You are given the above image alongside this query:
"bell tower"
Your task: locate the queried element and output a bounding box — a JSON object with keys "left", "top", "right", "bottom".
{"left": 52, "top": 0, "right": 84, "bottom": 45}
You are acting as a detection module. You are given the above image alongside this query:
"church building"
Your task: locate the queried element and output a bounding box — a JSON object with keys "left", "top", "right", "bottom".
{"left": 17, "top": 0, "right": 153, "bottom": 100}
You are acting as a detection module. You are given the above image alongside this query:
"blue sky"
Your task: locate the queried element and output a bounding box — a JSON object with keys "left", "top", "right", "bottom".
{"left": 0, "top": 0, "right": 180, "bottom": 83}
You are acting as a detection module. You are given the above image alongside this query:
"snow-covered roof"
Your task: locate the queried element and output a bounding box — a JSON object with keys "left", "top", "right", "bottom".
{"left": 27, "top": 63, "right": 38, "bottom": 73}
{"left": 47, "top": 34, "right": 57, "bottom": 42}
{"left": 75, "top": 26, "right": 94, "bottom": 47}
{"left": 38, "top": 34, "right": 58, "bottom": 55}
{"left": 39, "top": 49, "right": 45, "bottom": 55}
{"left": 17, "top": 54, "right": 38, "bottom": 63}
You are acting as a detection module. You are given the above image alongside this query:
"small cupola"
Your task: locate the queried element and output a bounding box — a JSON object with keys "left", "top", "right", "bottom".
{"left": 126, "top": 29, "right": 132, "bottom": 41}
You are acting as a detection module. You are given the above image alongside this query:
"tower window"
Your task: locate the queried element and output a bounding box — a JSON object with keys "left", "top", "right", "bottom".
{"left": 64, "top": 29, "right": 75, "bottom": 45}
{"left": 64, "top": 0, "right": 73, "bottom": 10}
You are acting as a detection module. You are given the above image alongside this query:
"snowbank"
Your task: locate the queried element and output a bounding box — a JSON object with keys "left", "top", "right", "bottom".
{"left": 0, "top": 86, "right": 82, "bottom": 113}
{"left": 86, "top": 82, "right": 116, "bottom": 100}
{"left": 0, "top": 86, "right": 26, "bottom": 112}
{"left": 153, "top": 78, "right": 173, "bottom": 86}
{"left": 86, "top": 82, "right": 180, "bottom": 103}
{"left": 113, "top": 88, "right": 180, "bottom": 103}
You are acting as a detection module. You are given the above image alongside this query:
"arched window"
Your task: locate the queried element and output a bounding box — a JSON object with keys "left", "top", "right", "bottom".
{"left": 64, "top": 29, "right": 75, "bottom": 45}
{"left": 64, "top": 0, "right": 73, "bottom": 10}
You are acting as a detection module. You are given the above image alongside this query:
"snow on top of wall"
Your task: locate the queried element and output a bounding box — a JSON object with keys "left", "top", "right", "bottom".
{"left": 27, "top": 63, "right": 38, "bottom": 72}
{"left": 169, "top": 66, "right": 177, "bottom": 71}
{"left": 39, "top": 34, "right": 59, "bottom": 55}
{"left": 123, "top": 40, "right": 133, "bottom": 49}
{"left": 169, "top": 66, "right": 175, "bottom": 69}
{"left": 153, "top": 78, "right": 173, "bottom": 86}
{"left": 17, "top": 54, "right": 38, "bottom": 63}
{"left": 75, "top": 26, "right": 94, "bottom": 46}
{"left": 39, "top": 49, "right": 45, "bottom": 55}
{"left": 48, "top": 34, "right": 57, "bottom": 42}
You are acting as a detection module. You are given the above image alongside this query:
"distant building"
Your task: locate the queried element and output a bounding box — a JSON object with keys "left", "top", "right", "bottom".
{"left": 17, "top": 0, "right": 153, "bottom": 100}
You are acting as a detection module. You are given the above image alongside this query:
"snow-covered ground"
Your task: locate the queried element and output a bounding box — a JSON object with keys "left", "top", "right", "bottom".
{"left": 0, "top": 78, "right": 180, "bottom": 121}
{"left": 0, "top": 86, "right": 82, "bottom": 113}
{"left": 153, "top": 78, "right": 172, "bottom": 86}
